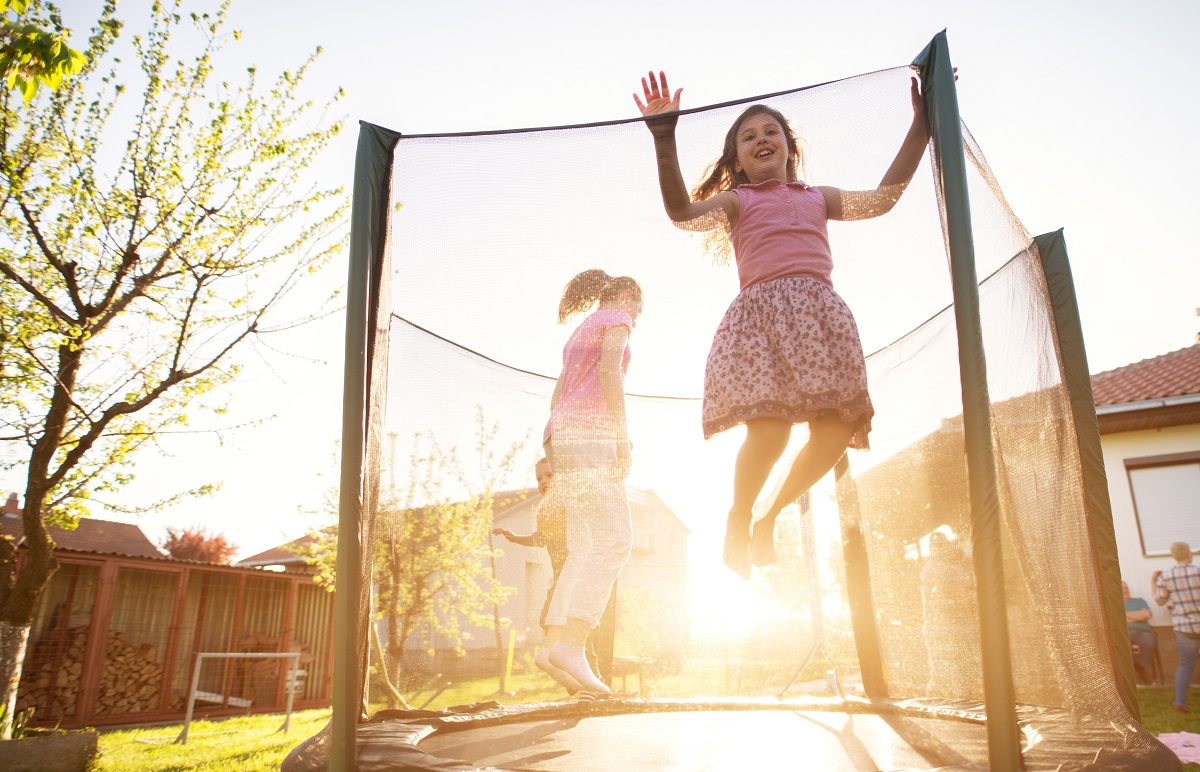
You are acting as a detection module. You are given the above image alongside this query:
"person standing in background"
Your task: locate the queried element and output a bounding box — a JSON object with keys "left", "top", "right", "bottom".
{"left": 1153, "top": 541, "right": 1200, "bottom": 712}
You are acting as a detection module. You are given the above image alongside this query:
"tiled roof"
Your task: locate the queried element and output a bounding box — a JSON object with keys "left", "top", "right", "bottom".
{"left": 1091, "top": 344, "right": 1200, "bottom": 407}
{"left": 239, "top": 528, "right": 332, "bottom": 566}
{"left": 0, "top": 515, "right": 164, "bottom": 560}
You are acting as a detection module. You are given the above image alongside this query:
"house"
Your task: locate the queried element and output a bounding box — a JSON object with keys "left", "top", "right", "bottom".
{"left": 477, "top": 485, "right": 689, "bottom": 656}
{"left": 1093, "top": 343, "right": 1200, "bottom": 684}
{"left": 1, "top": 496, "right": 332, "bottom": 728}
{"left": 246, "top": 484, "right": 690, "bottom": 679}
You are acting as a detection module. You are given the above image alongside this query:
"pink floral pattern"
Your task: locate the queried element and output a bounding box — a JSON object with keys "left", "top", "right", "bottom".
{"left": 702, "top": 276, "right": 873, "bottom": 449}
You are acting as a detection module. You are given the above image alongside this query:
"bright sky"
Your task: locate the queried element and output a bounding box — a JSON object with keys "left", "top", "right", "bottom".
{"left": 16, "top": 0, "right": 1199, "bottom": 617}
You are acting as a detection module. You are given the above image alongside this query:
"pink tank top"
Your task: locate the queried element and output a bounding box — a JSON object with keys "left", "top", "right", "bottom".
{"left": 543, "top": 308, "right": 632, "bottom": 444}
{"left": 732, "top": 179, "right": 833, "bottom": 290}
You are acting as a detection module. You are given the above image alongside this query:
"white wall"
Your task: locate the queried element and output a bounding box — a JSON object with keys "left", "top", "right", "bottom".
{"left": 1103, "top": 422, "right": 1200, "bottom": 626}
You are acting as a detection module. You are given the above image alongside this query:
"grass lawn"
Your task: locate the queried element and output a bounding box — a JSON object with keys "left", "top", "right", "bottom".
{"left": 95, "top": 708, "right": 333, "bottom": 772}
{"left": 94, "top": 683, "right": 1200, "bottom": 771}
{"left": 95, "top": 672, "right": 565, "bottom": 772}
{"left": 1137, "top": 687, "right": 1200, "bottom": 771}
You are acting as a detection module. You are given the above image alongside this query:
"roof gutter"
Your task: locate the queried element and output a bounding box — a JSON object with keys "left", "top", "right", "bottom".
{"left": 1094, "top": 392, "right": 1200, "bottom": 415}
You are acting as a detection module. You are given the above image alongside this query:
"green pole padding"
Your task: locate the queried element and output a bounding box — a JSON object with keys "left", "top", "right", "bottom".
{"left": 1035, "top": 229, "right": 1139, "bottom": 721}
{"left": 333, "top": 121, "right": 402, "bottom": 772}
{"left": 913, "top": 32, "right": 1024, "bottom": 770}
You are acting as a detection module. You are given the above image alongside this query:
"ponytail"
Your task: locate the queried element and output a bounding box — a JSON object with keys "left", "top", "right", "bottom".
{"left": 557, "top": 269, "right": 643, "bottom": 324}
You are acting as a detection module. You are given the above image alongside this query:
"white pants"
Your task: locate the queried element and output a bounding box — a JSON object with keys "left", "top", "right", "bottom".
{"left": 544, "top": 427, "right": 632, "bottom": 628}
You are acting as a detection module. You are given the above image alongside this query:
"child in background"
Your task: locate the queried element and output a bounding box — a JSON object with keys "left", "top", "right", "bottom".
{"left": 492, "top": 458, "right": 613, "bottom": 694}
{"left": 542, "top": 269, "right": 642, "bottom": 695}
{"left": 634, "top": 70, "right": 932, "bottom": 578}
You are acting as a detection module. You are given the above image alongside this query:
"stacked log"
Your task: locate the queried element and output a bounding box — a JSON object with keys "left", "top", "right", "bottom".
{"left": 94, "top": 630, "right": 168, "bottom": 715}
{"left": 17, "top": 628, "right": 182, "bottom": 718}
{"left": 16, "top": 627, "right": 86, "bottom": 719}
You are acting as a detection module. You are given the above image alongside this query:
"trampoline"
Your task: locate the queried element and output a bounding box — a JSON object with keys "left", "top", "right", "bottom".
{"left": 284, "top": 33, "right": 1183, "bottom": 771}
{"left": 289, "top": 696, "right": 1176, "bottom": 771}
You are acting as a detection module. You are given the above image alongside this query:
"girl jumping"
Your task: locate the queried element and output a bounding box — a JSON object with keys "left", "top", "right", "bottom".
{"left": 634, "top": 70, "right": 932, "bottom": 579}
{"left": 542, "top": 269, "right": 643, "bottom": 694}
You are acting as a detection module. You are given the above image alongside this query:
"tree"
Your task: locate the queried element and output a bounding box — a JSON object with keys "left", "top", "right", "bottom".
{"left": 0, "top": 0, "right": 344, "bottom": 735}
{"left": 161, "top": 525, "right": 237, "bottom": 564}
{"left": 0, "top": 0, "right": 86, "bottom": 103}
{"left": 296, "top": 413, "right": 524, "bottom": 708}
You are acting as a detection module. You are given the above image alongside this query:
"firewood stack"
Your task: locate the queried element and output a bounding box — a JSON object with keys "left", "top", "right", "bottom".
{"left": 16, "top": 626, "right": 87, "bottom": 718}
{"left": 17, "top": 627, "right": 184, "bottom": 717}
{"left": 94, "top": 629, "right": 172, "bottom": 715}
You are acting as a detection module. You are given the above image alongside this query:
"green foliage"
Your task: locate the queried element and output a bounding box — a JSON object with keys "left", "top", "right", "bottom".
{"left": 0, "top": 0, "right": 345, "bottom": 533}
{"left": 296, "top": 411, "right": 526, "bottom": 694}
{"left": 0, "top": 0, "right": 87, "bottom": 103}
{"left": 0, "top": 699, "right": 32, "bottom": 737}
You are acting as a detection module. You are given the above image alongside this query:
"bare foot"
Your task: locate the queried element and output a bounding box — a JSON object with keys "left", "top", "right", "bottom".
{"left": 749, "top": 517, "right": 777, "bottom": 566}
{"left": 724, "top": 513, "right": 752, "bottom": 579}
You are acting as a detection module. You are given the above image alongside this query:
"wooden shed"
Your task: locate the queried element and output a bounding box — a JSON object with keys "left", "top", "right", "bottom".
{"left": 1, "top": 509, "right": 333, "bottom": 728}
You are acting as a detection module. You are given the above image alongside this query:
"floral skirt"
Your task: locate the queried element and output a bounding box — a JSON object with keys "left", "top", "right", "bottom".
{"left": 702, "top": 276, "right": 873, "bottom": 449}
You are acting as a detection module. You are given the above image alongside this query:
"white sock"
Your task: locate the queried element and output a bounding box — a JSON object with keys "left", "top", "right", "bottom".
{"left": 535, "top": 647, "right": 582, "bottom": 693}
{"left": 548, "top": 642, "right": 610, "bottom": 694}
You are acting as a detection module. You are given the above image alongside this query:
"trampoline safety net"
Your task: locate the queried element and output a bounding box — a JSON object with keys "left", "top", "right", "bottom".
{"left": 285, "top": 34, "right": 1181, "bottom": 772}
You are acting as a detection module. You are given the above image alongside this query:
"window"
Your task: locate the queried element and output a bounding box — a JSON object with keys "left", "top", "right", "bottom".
{"left": 1127, "top": 451, "right": 1200, "bottom": 556}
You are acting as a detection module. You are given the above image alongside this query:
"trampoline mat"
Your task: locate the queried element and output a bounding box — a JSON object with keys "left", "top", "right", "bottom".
{"left": 281, "top": 699, "right": 1182, "bottom": 772}
{"left": 420, "top": 709, "right": 987, "bottom": 771}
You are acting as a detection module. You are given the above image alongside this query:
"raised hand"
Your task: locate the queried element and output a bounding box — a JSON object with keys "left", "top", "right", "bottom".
{"left": 910, "top": 76, "right": 925, "bottom": 120}
{"left": 911, "top": 67, "right": 959, "bottom": 119}
{"left": 633, "top": 70, "right": 682, "bottom": 137}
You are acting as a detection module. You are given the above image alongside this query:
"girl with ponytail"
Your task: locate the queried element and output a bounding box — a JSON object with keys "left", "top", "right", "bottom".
{"left": 540, "top": 269, "right": 642, "bottom": 695}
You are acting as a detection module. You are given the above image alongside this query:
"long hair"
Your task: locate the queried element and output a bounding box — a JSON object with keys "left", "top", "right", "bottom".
{"left": 691, "top": 104, "right": 808, "bottom": 264}
{"left": 557, "top": 269, "right": 643, "bottom": 324}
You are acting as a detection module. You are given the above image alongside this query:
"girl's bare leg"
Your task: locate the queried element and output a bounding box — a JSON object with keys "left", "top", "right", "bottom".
{"left": 749, "top": 414, "right": 856, "bottom": 566}
{"left": 725, "top": 418, "right": 791, "bottom": 579}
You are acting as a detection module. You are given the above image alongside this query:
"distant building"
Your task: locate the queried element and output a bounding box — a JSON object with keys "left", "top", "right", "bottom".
{"left": 245, "top": 484, "right": 690, "bottom": 678}
{"left": 478, "top": 485, "right": 689, "bottom": 647}
{"left": 1094, "top": 344, "right": 1200, "bottom": 685}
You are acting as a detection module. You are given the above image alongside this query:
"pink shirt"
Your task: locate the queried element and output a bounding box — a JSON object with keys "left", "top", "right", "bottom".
{"left": 543, "top": 308, "right": 632, "bottom": 443}
{"left": 732, "top": 179, "right": 834, "bottom": 290}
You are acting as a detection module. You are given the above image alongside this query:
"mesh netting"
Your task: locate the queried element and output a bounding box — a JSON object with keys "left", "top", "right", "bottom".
{"left": 287, "top": 58, "right": 1179, "bottom": 771}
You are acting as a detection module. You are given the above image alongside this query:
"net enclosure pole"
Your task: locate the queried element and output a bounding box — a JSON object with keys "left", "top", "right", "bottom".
{"left": 1035, "top": 229, "right": 1140, "bottom": 721}
{"left": 913, "top": 32, "right": 1023, "bottom": 770}
{"left": 833, "top": 455, "right": 887, "bottom": 697}
{"left": 333, "top": 121, "right": 401, "bottom": 772}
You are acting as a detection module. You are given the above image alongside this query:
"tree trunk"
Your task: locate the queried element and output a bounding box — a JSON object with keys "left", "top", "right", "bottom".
{"left": 0, "top": 344, "right": 76, "bottom": 737}
{"left": 0, "top": 493, "right": 60, "bottom": 740}
{"left": 488, "top": 535, "right": 505, "bottom": 694}
{"left": 0, "top": 620, "right": 31, "bottom": 738}
{"left": 370, "top": 623, "right": 409, "bottom": 710}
